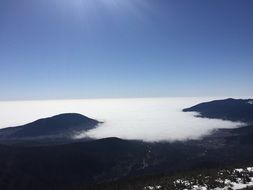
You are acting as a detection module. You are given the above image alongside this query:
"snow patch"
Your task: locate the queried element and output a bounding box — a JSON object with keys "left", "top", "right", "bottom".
{"left": 143, "top": 166, "right": 253, "bottom": 190}
{"left": 248, "top": 100, "right": 253, "bottom": 105}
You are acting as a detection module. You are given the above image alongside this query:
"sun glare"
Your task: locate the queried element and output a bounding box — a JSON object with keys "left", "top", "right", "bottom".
{"left": 55, "top": 0, "right": 148, "bottom": 18}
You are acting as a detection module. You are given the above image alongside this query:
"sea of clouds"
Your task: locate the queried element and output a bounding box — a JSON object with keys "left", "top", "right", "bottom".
{"left": 0, "top": 97, "right": 244, "bottom": 142}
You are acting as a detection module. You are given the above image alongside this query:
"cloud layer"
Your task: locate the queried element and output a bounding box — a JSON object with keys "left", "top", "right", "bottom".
{"left": 0, "top": 98, "right": 244, "bottom": 142}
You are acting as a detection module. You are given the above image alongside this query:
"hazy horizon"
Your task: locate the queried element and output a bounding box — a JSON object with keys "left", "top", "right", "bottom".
{"left": 0, "top": 95, "right": 252, "bottom": 102}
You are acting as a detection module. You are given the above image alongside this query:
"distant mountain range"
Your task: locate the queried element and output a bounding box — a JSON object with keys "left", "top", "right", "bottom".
{"left": 0, "top": 113, "right": 100, "bottom": 141}
{"left": 183, "top": 98, "right": 253, "bottom": 123}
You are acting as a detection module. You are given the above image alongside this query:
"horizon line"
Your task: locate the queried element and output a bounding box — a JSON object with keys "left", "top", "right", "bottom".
{"left": 0, "top": 96, "right": 252, "bottom": 102}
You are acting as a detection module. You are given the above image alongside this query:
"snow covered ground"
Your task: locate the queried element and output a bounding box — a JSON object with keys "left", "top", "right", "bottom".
{"left": 144, "top": 167, "right": 253, "bottom": 190}
{"left": 248, "top": 100, "right": 253, "bottom": 105}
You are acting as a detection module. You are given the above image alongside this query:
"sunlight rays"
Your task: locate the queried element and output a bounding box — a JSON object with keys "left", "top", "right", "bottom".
{"left": 55, "top": 0, "right": 151, "bottom": 22}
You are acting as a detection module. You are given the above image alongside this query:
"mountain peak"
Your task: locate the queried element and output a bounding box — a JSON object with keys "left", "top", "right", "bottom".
{"left": 183, "top": 98, "right": 253, "bottom": 123}
{"left": 0, "top": 113, "right": 100, "bottom": 140}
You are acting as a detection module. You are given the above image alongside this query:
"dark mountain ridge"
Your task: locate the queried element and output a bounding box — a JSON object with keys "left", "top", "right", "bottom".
{"left": 183, "top": 98, "right": 253, "bottom": 123}
{"left": 1, "top": 135, "right": 253, "bottom": 190}
{"left": 0, "top": 113, "right": 100, "bottom": 141}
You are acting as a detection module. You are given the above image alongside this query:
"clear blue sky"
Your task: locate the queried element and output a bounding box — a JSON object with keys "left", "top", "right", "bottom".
{"left": 0, "top": 0, "right": 253, "bottom": 100}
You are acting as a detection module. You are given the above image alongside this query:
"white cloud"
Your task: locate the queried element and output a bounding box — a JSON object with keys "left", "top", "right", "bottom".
{"left": 0, "top": 97, "right": 244, "bottom": 142}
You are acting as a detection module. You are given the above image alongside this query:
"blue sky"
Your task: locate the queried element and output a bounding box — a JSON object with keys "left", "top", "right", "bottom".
{"left": 0, "top": 0, "right": 253, "bottom": 100}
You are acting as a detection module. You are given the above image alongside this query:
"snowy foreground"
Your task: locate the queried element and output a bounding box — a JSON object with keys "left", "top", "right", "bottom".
{"left": 144, "top": 167, "right": 253, "bottom": 190}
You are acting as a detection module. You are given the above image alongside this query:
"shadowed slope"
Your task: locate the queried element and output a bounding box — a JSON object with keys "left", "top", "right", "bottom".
{"left": 183, "top": 98, "right": 253, "bottom": 123}
{"left": 0, "top": 113, "right": 100, "bottom": 140}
